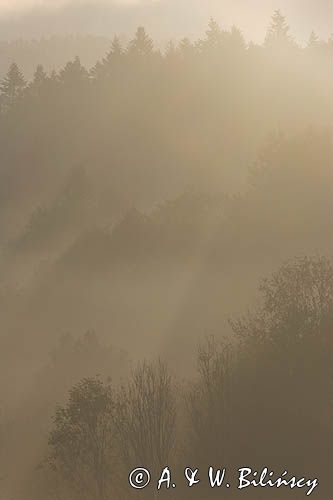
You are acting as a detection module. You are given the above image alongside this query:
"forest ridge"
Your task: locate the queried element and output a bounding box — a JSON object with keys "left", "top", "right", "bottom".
{"left": 0, "top": 9, "right": 333, "bottom": 500}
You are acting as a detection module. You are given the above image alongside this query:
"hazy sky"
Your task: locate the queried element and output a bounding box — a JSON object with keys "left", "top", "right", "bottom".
{"left": 0, "top": 0, "right": 331, "bottom": 43}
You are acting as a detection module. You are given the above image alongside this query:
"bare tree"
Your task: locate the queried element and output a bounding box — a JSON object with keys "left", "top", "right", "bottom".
{"left": 114, "top": 360, "right": 176, "bottom": 479}
{"left": 186, "top": 336, "right": 237, "bottom": 466}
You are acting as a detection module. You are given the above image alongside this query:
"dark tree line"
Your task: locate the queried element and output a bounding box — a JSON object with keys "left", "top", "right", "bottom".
{"left": 42, "top": 256, "right": 333, "bottom": 500}
{"left": 1, "top": 11, "right": 333, "bottom": 500}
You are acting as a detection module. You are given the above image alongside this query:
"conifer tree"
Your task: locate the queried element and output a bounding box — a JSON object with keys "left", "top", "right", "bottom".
{"left": 0, "top": 62, "right": 26, "bottom": 110}
{"left": 34, "top": 64, "right": 47, "bottom": 85}
{"left": 102, "top": 36, "right": 123, "bottom": 67}
{"left": 29, "top": 64, "right": 47, "bottom": 95}
{"left": 178, "top": 37, "right": 195, "bottom": 59}
{"left": 46, "top": 70, "right": 60, "bottom": 92}
{"left": 92, "top": 36, "right": 124, "bottom": 79}
{"left": 265, "top": 10, "right": 293, "bottom": 48}
{"left": 204, "top": 18, "right": 224, "bottom": 50}
{"left": 307, "top": 31, "right": 320, "bottom": 49}
{"left": 108, "top": 36, "right": 123, "bottom": 58}
{"left": 229, "top": 25, "right": 246, "bottom": 51}
{"left": 59, "top": 56, "right": 89, "bottom": 87}
{"left": 128, "top": 26, "right": 154, "bottom": 56}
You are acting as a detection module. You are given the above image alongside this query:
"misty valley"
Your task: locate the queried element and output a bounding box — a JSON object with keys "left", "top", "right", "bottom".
{"left": 0, "top": 8, "right": 332, "bottom": 500}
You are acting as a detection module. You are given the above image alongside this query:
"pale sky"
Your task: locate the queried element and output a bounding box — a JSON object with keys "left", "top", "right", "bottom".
{"left": 0, "top": 0, "right": 331, "bottom": 43}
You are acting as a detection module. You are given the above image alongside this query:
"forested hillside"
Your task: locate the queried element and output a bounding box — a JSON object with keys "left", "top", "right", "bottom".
{"left": 0, "top": 35, "right": 112, "bottom": 79}
{"left": 0, "top": 11, "right": 333, "bottom": 499}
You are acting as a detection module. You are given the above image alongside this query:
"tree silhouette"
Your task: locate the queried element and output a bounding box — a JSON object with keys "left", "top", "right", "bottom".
{"left": 108, "top": 36, "right": 123, "bottom": 59}
{"left": 200, "top": 18, "right": 224, "bottom": 52}
{"left": 265, "top": 10, "right": 293, "bottom": 48}
{"left": 114, "top": 360, "right": 176, "bottom": 479}
{"left": 91, "top": 36, "right": 124, "bottom": 80}
{"left": 128, "top": 26, "right": 154, "bottom": 56}
{"left": 0, "top": 18, "right": 333, "bottom": 500}
{"left": 178, "top": 37, "right": 195, "bottom": 59}
{"left": 0, "top": 62, "right": 26, "bottom": 110}
{"left": 229, "top": 25, "right": 246, "bottom": 51}
{"left": 29, "top": 64, "right": 47, "bottom": 96}
{"left": 231, "top": 256, "right": 333, "bottom": 340}
{"left": 48, "top": 378, "right": 116, "bottom": 500}
{"left": 187, "top": 337, "right": 237, "bottom": 466}
{"left": 59, "top": 56, "right": 89, "bottom": 87}
{"left": 308, "top": 31, "right": 320, "bottom": 49}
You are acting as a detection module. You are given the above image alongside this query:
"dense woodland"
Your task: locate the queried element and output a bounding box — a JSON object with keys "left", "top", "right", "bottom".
{"left": 0, "top": 35, "right": 112, "bottom": 80}
{"left": 0, "top": 10, "right": 333, "bottom": 499}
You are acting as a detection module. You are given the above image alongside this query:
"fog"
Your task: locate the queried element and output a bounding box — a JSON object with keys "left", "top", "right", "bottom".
{"left": 0, "top": 3, "right": 333, "bottom": 500}
{"left": 0, "top": 0, "right": 332, "bottom": 42}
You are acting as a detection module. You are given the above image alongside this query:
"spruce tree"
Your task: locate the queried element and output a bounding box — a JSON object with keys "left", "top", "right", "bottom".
{"left": 60, "top": 56, "right": 87, "bottom": 82}
{"left": 221, "top": 25, "right": 246, "bottom": 53}
{"left": 204, "top": 18, "right": 224, "bottom": 50}
{"left": 178, "top": 38, "right": 195, "bottom": 59}
{"left": 29, "top": 64, "right": 47, "bottom": 96}
{"left": 33, "top": 64, "right": 47, "bottom": 86}
{"left": 0, "top": 62, "right": 26, "bottom": 109}
{"left": 108, "top": 36, "right": 123, "bottom": 59}
{"left": 128, "top": 27, "right": 154, "bottom": 57}
{"left": 265, "top": 10, "right": 293, "bottom": 48}
{"left": 59, "top": 56, "right": 89, "bottom": 87}
{"left": 92, "top": 36, "right": 124, "bottom": 79}
{"left": 308, "top": 31, "right": 320, "bottom": 49}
